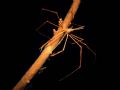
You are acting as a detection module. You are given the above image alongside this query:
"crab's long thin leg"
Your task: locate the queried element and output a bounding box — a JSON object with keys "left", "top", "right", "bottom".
{"left": 35, "top": 20, "right": 58, "bottom": 39}
{"left": 36, "top": 20, "right": 58, "bottom": 32}
{"left": 59, "top": 34, "right": 82, "bottom": 81}
{"left": 51, "top": 34, "right": 68, "bottom": 56}
{"left": 41, "top": 8, "right": 60, "bottom": 19}
{"left": 39, "top": 39, "right": 51, "bottom": 51}
{"left": 71, "top": 34, "right": 96, "bottom": 56}
{"left": 70, "top": 34, "right": 84, "bottom": 41}
{"left": 80, "top": 42, "right": 96, "bottom": 56}
{"left": 67, "top": 34, "right": 84, "bottom": 45}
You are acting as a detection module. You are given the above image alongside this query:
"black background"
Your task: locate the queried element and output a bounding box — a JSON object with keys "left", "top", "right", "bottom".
{"left": 0, "top": 0, "right": 98, "bottom": 89}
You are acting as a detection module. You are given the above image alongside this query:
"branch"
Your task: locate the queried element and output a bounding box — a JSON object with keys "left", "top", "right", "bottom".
{"left": 12, "top": 0, "right": 81, "bottom": 90}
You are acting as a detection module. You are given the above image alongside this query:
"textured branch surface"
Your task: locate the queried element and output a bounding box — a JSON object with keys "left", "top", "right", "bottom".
{"left": 13, "top": 0, "right": 81, "bottom": 90}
